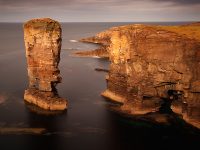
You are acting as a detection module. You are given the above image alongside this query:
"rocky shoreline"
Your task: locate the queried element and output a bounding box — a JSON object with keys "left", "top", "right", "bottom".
{"left": 24, "top": 88, "right": 67, "bottom": 111}
{"left": 74, "top": 48, "right": 109, "bottom": 58}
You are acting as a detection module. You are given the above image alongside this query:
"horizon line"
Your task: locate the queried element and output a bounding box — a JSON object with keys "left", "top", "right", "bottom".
{"left": 0, "top": 21, "right": 198, "bottom": 23}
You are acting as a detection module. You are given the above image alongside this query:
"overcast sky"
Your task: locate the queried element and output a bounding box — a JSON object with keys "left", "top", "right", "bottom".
{"left": 0, "top": 0, "right": 200, "bottom": 22}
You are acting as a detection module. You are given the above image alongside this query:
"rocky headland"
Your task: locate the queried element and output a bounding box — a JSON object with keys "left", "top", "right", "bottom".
{"left": 74, "top": 30, "right": 111, "bottom": 57}
{"left": 23, "top": 18, "right": 67, "bottom": 111}
{"left": 78, "top": 23, "right": 200, "bottom": 128}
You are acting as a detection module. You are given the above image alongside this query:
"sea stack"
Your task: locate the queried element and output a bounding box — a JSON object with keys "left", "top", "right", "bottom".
{"left": 23, "top": 18, "right": 67, "bottom": 110}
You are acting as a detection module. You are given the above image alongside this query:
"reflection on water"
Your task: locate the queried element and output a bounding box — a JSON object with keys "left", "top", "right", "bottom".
{"left": 0, "top": 23, "right": 200, "bottom": 150}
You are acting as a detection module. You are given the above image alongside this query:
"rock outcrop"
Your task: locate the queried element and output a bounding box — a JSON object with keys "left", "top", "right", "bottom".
{"left": 24, "top": 18, "right": 67, "bottom": 111}
{"left": 73, "top": 30, "right": 111, "bottom": 57}
{"left": 80, "top": 23, "right": 200, "bottom": 128}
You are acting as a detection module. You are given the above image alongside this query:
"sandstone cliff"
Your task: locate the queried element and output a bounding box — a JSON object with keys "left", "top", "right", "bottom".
{"left": 80, "top": 23, "right": 200, "bottom": 128}
{"left": 24, "top": 18, "right": 67, "bottom": 111}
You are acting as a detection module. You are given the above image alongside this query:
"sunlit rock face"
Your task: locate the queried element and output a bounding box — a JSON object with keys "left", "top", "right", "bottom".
{"left": 81, "top": 23, "right": 200, "bottom": 128}
{"left": 106, "top": 25, "right": 200, "bottom": 113}
{"left": 23, "top": 18, "right": 67, "bottom": 111}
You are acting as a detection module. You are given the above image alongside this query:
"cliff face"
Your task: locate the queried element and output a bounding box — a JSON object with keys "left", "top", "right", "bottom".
{"left": 24, "top": 18, "right": 67, "bottom": 111}
{"left": 81, "top": 23, "right": 200, "bottom": 128}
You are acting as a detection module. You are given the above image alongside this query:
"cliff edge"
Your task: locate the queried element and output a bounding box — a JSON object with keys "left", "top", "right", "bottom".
{"left": 79, "top": 23, "right": 200, "bottom": 128}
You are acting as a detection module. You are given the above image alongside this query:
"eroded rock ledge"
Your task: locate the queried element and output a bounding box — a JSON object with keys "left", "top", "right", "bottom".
{"left": 79, "top": 23, "right": 200, "bottom": 128}
{"left": 24, "top": 18, "right": 67, "bottom": 111}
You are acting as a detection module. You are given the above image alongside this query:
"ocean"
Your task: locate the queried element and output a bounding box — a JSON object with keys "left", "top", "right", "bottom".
{"left": 0, "top": 22, "right": 199, "bottom": 150}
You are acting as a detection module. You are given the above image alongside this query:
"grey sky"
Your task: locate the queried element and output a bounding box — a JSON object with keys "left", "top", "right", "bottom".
{"left": 0, "top": 0, "right": 199, "bottom": 22}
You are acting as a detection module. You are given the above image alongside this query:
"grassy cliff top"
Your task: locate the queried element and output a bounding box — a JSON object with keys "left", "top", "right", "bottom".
{"left": 106, "top": 22, "right": 200, "bottom": 42}
{"left": 158, "top": 22, "right": 200, "bottom": 41}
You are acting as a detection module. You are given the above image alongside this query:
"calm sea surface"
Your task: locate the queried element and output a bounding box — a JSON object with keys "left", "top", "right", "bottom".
{"left": 0, "top": 22, "right": 200, "bottom": 150}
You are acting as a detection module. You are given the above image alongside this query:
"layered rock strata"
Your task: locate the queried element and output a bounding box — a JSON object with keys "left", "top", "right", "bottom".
{"left": 24, "top": 18, "right": 67, "bottom": 110}
{"left": 80, "top": 23, "right": 200, "bottom": 128}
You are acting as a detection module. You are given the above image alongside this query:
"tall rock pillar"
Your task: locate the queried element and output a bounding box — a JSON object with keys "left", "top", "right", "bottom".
{"left": 23, "top": 18, "right": 67, "bottom": 110}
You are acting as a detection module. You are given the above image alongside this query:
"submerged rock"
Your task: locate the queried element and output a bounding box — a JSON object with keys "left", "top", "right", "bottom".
{"left": 23, "top": 18, "right": 67, "bottom": 111}
{"left": 0, "top": 94, "right": 7, "bottom": 105}
{"left": 80, "top": 23, "right": 200, "bottom": 128}
{"left": 94, "top": 68, "right": 109, "bottom": 72}
{"left": 0, "top": 127, "right": 46, "bottom": 135}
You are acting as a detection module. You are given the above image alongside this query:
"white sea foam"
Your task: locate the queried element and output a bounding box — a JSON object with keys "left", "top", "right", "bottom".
{"left": 92, "top": 56, "right": 101, "bottom": 58}
{"left": 69, "top": 40, "right": 78, "bottom": 43}
{"left": 62, "top": 48, "right": 80, "bottom": 50}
